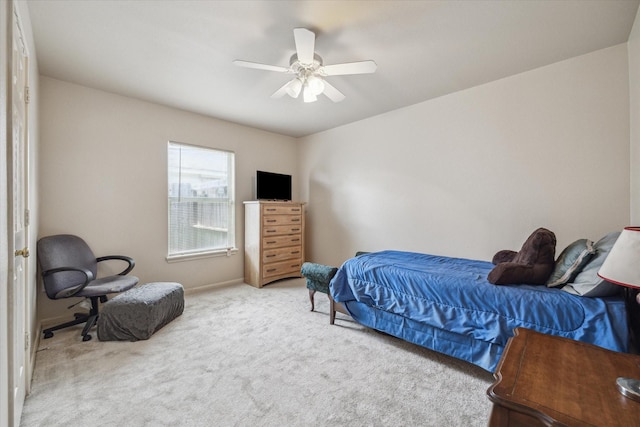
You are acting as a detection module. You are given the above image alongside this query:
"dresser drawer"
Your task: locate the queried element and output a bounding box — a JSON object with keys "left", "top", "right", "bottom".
{"left": 263, "top": 224, "right": 303, "bottom": 236}
{"left": 262, "top": 235, "right": 303, "bottom": 249}
{"left": 263, "top": 259, "right": 303, "bottom": 278}
{"left": 263, "top": 214, "right": 302, "bottom": 227}
{"left": 263, "top": 205, "right": 303, "bottom": 215}
{"left": 263, "top": 246, "right": 303, "bottom": 263}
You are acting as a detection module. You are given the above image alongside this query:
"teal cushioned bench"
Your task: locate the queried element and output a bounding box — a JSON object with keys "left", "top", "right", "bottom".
{"left": 300, "top": 252, "right": 369, "bottom": 313}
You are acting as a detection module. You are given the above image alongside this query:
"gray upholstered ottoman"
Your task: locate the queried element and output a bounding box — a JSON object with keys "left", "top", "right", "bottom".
{"left": 97, "top": 282, "right": 184, "bottom": 341}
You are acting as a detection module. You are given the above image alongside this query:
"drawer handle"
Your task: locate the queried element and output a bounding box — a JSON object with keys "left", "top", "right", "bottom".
{"left": 291, "top": 238, "right": 300, "bottom": 242}
{"left": 266, "top": 241, "right": 276, "bottom": 244}
{"left": 292, "top": 208, "right": 300, "bottom": 212}
{"left": 291, "top": 251, "right": 300, "bottom": 255}
{"left": 291, "top": 264, "right": 299, "bottom": 268}
{"left": 266, "top": 208, "right": 276, "bottom": 211}
{"left": 266, "top": 230, "right": 276, "bottom": 233}
{"left": 292, "top": 218, "right": 300, "bottom": 222}
{"left": 267, "top": 268, "right": 277, "bottom": 273}
{"left": 266, "top": 219, "right": 277, "bottom": 223}
{"left": 291, "top": 228, "right": 300, "bottom": 232}
{"left": 266, "top": 254, "right": 276, "bottom": 258}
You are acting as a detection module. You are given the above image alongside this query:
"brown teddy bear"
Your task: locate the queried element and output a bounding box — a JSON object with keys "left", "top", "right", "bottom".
{"left": 488, "top": 227, "right": 556, "bottom": 285}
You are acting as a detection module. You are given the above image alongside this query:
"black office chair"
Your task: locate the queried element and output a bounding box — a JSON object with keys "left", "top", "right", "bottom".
{"left": 37, "top": 234, "right": 139, "bottom": 341}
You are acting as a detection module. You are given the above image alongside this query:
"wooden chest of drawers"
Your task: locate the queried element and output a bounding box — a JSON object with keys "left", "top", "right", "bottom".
{"left": 244, "top": 201, "right": 305, "bottom": 287}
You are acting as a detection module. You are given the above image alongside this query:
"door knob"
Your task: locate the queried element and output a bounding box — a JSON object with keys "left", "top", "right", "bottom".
{"left": 15, "top": 247, "right": 29, "bottom": 258}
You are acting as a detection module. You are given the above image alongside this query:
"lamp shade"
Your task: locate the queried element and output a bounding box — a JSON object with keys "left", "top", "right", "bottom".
{"left": 598, "top": 226, "right": 640, "bottom": 289}
{"left": 303, "top": 84, "right": 317, "bottom": 103}
{"left": 306, "top": 75, "right": 325, "bottom": 95}
{"left": 285, "top": 78, "right": 303, "bottom": 98}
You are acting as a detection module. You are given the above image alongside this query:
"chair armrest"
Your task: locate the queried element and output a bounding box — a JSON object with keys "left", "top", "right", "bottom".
{"left": 42, "top": 266, "right": 94, "bottom": 298}
{"left": 96, "top": 255, "right": 135, "bottom": 276}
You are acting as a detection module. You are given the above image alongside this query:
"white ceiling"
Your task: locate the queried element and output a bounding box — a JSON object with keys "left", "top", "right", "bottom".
{"left": 26, "top": 0, "right": 640, "bottom": 138}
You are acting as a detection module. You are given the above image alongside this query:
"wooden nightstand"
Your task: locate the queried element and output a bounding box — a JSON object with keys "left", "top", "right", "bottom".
{"left": 487, "top": 328, "right": 640, "bottom": 426}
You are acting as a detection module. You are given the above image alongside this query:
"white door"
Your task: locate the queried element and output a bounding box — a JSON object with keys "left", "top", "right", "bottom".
{"left": 9, "top": 6, "right": 29, "bottom": 426}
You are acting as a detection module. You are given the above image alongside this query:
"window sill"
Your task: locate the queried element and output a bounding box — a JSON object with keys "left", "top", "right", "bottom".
{"left": 166, "top": 248, "right": 239, "bottom": 263}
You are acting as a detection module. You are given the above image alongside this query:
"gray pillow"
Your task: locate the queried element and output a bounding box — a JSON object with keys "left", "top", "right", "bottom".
{"left": 561, "top": 232, "right": 621, "bottom": 297}
{"left": 546, "top": 239, "right": 595, "bottom": 288}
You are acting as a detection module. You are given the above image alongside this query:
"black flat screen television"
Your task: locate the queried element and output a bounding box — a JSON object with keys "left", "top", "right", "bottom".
{"left": 256, "top": 170, "right": 292, "bottom": 201}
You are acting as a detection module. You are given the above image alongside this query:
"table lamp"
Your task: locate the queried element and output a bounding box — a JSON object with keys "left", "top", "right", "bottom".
{"left": 598, "top": 226, "right": 640, "bottom": 402}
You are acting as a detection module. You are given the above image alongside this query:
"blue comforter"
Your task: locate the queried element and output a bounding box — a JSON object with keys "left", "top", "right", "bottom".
{"left": 329, "top": 250, "right": 628, "bottom": 372}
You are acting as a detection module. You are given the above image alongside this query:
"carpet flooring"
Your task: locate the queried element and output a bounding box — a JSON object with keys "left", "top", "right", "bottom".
{"left": 20, "top": 278, "right": 494, "bottom": 426}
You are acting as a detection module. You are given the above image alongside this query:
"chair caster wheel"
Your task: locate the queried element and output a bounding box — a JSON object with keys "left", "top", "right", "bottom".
{"left": 44, "top": 331, "right": 54, "bottom": 339}
{"left": 82, "top": 334, "right": 92, "bottom": 342}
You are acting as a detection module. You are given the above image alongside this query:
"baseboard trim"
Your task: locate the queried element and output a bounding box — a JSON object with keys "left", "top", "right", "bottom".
{"left": 26, "top": 324, "right": 41, "bottom": 395}
{"left": 184, "top": 278, "right": 245, "bottom": 295}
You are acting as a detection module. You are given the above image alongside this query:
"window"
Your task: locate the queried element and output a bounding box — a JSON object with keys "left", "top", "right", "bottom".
{"left": 167, "top": 142, "right": 235, "bottom": 259}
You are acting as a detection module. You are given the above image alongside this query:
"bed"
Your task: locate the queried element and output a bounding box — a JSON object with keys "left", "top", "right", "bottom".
{"left": 329, "top": 249, "right": 629, "bottom": 372}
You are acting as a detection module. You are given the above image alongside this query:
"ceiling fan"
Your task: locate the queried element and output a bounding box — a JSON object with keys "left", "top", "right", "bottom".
{"left": 233, "top": 28, "right": 377, "bottom": 103}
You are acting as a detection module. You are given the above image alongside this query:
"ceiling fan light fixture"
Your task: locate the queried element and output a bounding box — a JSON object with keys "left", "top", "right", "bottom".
{"left": 306, "top": 75, "right": 325, "bottom": 96}
{"left": 234, "top": 28, "right": 376, "bottom": 103}
{"left": 303, "top": 84, "right": 317, "bottom": 103}
{"left": 285, "top": 78, "right": 303, "bottom": 98}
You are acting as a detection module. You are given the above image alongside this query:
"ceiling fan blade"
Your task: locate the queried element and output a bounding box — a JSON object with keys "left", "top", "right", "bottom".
{"left": 321, "top": 60, "right": 377, "bottom": 76}
{"left": 271, "top": 81, "right": 291, "bottom": 99}
{"left": 293, "top": 28, "right": 315, "bottom": 65}
{"left": 271, "top": 79, "right": 301, "bottom": 99}
{"left": 233, "top": 60, "right": 289, "bottom": 73}
{"left": 321, "top": 80, "right": 346, "bottom": 103}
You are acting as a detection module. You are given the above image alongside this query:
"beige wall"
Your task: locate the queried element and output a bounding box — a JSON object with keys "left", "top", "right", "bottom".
{"left": 299, "top": 45, "right": 631, "bottom": 267}
{"left": 37, "top": 40, "right": 633, "bottom": 320}
{"left": 38, "top": 77, "right": 297, "bottom": 320}
{"left": 630, "top": 5, "right": 640, "bottom": 225}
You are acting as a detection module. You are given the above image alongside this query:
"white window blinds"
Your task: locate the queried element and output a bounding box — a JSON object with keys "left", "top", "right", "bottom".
{"left": 168, "top": 142, "right": 235, "bottom": 257}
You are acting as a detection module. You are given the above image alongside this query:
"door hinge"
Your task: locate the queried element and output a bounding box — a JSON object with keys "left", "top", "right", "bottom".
{"left": 24, "top": 209, "right": 30, "bottom": 226}
{"left": 25, "top": 332, "right": 30, "bottom": 351}
{"left": 25, "top": 86, "right": 30, "bottom": 104}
